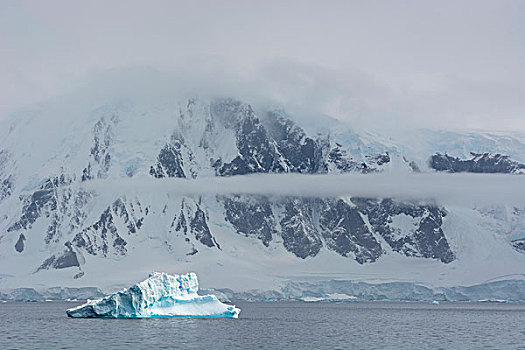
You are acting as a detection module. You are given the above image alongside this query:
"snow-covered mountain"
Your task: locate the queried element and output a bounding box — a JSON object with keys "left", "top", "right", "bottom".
{"left": 1, "top": 81, "right": 524, "bottom": 295}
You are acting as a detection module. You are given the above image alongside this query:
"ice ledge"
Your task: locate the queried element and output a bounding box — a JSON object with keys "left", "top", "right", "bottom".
{"left": 66, "top": 272, "right": 240, "bottom": 318}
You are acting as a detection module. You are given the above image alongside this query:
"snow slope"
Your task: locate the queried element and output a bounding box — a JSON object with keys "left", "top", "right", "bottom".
{"left": 0, "top": 75, "right": 524, "bottom": 296}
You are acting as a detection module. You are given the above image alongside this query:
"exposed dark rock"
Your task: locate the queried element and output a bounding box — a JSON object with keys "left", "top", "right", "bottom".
{"left": 7, "top": 175, "right": 72, "bottom": 232}
{"left": 222, "top": 195, "right": 275, "bottom": 246}
{"left": 353, "top": 198, "right": 454, "bottom": 263}
{"left": 8, "top": 172, "right": 91, "bottom": 248}
{"left": 53, "top": 250, "right": 80, "bottom": 269}
{"left": 2, "top": 98, "right": 465, "bottom": 268}
{"left": 0, "top": 150, "right": 14, "bottom": 202}
{"left": 8, "top": 187, "right": 54, "bottom": 232}
{"left": 150, "top": 141, "right": 186, "bottom": 178}
{"left": 512, "top": 238, "right": 525, "bottom": 252}
{"left": 73, "top": 207, "right": 119, "bottom": 256}
{"left": 72, "top": 198, "right": 144, "bottom": 257}
{"left": 175, "top": 208, "right": 188, "bottom": 234}
{"left": 211, "top": 99, "right": 284, "bottom": 176}
{"left": 319, "top": 199, "right": 383, "bottom": 263}
{"left": 190, "top": 206, "right": 215, "bottom": 247}
{"left": 112, "top": 198, "right": 138, "bottom": 234}
{"left": 264, "top": 111, "right": 324, "bottom": 173}
{"left": 217, "top": 191, "right": 454, "bottom": 264}
{"left": 46, "top": 187, "right": 91, "bottom": 245}
{"left": 14, "top": 233, "right": 25, "bottom": 253}
{"left": 279, "top": 198, "right": 322, "bottom": 258}
{"left": 82, "top": 115, "right": 118, "bottom": 181}
{"left": 430, "top": 152, "right": 525, "bottom": 174}
{"left": 366, "top": 152, "right": 390, "bottom": 167}
{"left": 210, "top": 99, "right": 394, "bottom": 177}
{"left": 326, "top": 146, "right": 390, "bottom": 174}
{"left": 186, "top": 247, "right": 198, "bottom": 256}
{"left": 213, "top": 237, "right": 221, "bottom": 250}
{"left": 73, "top": 271, "right": 85, "bottom": 279}
{"left": 0, "top": 175, "right": 13, "bottom": 200}
{"left": 38, "top": 242, "right": 80, "bottom": 271}
{"left": 408, "top": 161, "right": 420, "bottom": 172}
{"left": 327, "top": 145, "right": 367, "bottom": 173}
{"left": 81, "top": 164, "right": 91, "bottom": 182}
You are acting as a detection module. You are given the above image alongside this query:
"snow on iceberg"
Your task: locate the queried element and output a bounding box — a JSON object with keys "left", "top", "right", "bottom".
{"left": 66, "top": 272, "right": 240, "bottom": 318}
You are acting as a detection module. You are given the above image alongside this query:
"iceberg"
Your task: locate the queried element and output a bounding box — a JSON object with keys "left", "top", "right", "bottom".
{"left": 66, "top": 272, "right": 240, "bottom": 318}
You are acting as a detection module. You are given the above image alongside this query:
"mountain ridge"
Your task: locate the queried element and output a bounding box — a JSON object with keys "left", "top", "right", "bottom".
{"left": 0, "top": 92, "right": 524, "bottom": 292}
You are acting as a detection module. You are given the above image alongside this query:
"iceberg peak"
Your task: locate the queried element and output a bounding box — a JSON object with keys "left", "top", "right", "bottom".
{"left": 66, "top": 272, "right": 240, "bottom": 318}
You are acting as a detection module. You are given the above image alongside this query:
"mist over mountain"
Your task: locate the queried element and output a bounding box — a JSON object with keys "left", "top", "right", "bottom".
{"left": 3, "top": 4, "right": 525, "bottom": 350}
{"left": 0, "top": 70, "right": 524, "bottom": 296}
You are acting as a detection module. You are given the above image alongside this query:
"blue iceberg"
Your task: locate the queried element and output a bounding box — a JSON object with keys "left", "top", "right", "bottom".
{"left": 66, "top": 272, "right": 240, "bottom": 318}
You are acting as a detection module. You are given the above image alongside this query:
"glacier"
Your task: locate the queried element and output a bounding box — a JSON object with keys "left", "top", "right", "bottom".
{"left": 66, "top": 272, "right": 240, "bottom": 318}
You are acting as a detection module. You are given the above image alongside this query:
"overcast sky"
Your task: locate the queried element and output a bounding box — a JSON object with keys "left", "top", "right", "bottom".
{"left": 1, "top": 0, "right": 524, "bottom": 131}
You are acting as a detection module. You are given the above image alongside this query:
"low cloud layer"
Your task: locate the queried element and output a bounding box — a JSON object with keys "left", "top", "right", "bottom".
{"left": 1, "top": 1, "right": 524, "bottom": 132}
{"left": 77, "top": 173, "right": 525, "bottom": 207}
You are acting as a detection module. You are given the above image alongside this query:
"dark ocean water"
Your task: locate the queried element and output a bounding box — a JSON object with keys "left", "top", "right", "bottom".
{"left": 1, "top": 301, "right": 525, "bottom": 349}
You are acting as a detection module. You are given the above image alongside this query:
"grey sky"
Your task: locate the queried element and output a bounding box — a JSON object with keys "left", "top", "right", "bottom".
{"left": 1, "top": 0, "right": 524, "bottom": 131}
